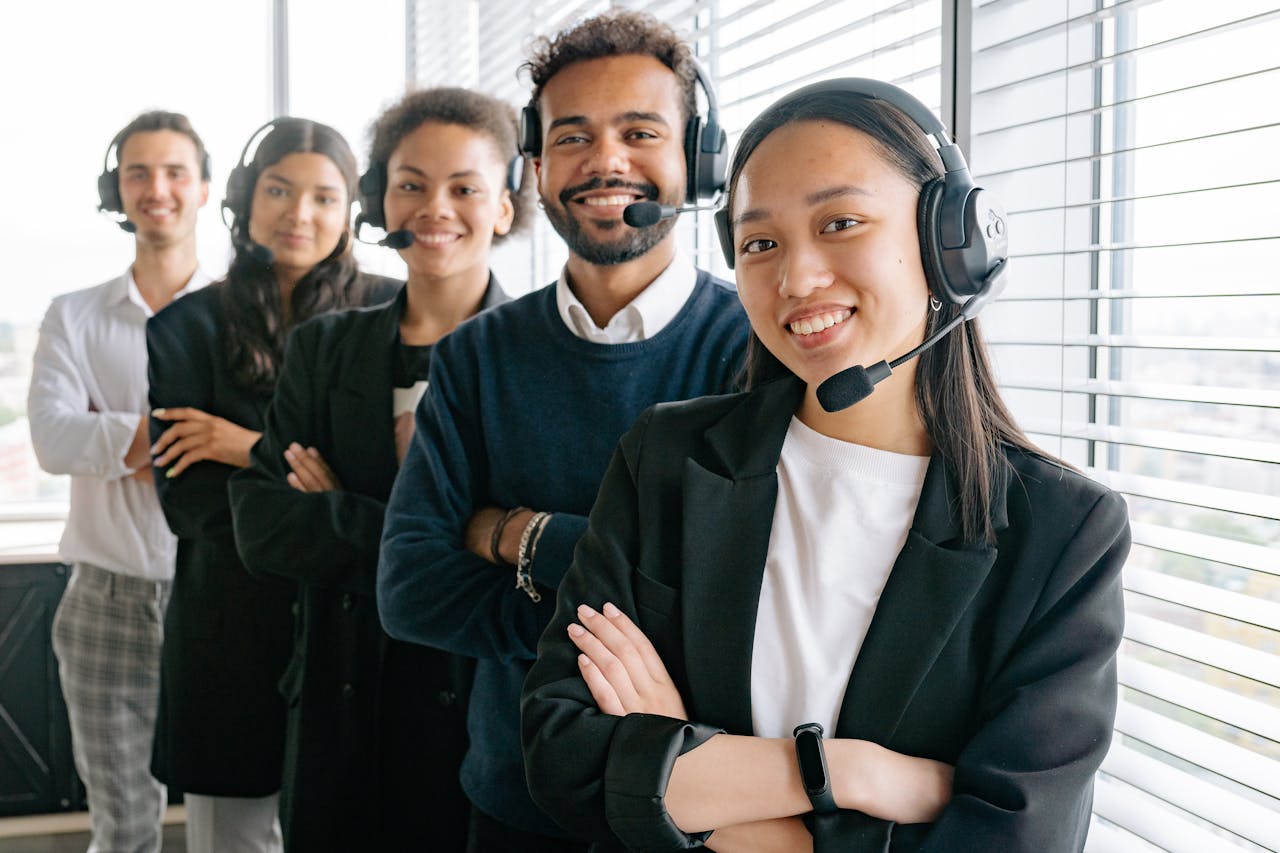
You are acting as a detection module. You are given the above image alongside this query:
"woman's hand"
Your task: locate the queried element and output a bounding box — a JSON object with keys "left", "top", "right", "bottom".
{"left": 568, "top": 601, "right": 688, "bottom": 719}
{"left": 151, "top": 407, "right": 260, "bottom": 476}
{"left": 283, "top": 442, "right": 342, "bottom": 492}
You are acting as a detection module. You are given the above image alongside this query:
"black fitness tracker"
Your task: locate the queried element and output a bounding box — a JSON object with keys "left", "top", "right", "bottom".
{"left": 793, "top": 722, "right": 838, "bottom": 813}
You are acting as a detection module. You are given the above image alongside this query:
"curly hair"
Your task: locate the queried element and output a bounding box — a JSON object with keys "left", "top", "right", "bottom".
{"left": 365, "top": 87, "right": 532, "bottom": 239}
{"left": 521, "top": 9, "right": 698, "bottom": 123}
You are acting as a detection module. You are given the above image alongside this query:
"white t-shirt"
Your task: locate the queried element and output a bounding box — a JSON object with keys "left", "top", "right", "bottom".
{"left": 750, "top": 416, "right": 929, "bottom": 739}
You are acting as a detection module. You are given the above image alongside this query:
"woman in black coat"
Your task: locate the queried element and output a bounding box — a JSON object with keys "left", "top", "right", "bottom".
{"left": 226, "top": 88, "right": 530, "bottom": 852}
{"left": 521, "top": 81, "right": 1129, "bottom": 852}
{"left": 147, "top": 117, "right": 396, "bottom": 853}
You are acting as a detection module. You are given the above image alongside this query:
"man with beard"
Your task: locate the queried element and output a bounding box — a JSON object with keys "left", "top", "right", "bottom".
{"left": 376, "top": 10, "right": 748, "bottom": 851}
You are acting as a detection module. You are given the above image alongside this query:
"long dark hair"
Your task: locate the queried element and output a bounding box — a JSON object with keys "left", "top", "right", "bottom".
{"left": 728, "top": 89, "right": 1046, "bottom": 544}
{"left": 220, "top": 118, "right": 368, "bottom": 394}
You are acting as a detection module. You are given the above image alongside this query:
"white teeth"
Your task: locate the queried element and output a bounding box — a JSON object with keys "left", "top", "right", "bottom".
{"left": 416, "top": 233, "right": 459, "bottom": 244}
{"left": 788, "top": 309, "right": 852, "bottom": 336}
{"left": 581, "top": 195, "right": 636, "bottom": 206}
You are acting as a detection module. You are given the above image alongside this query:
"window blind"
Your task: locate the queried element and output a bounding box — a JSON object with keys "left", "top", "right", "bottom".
{"left": 407, "top": 0, "right": 943, "bottom": 285}
{"left": 969, "top": 1, "right": 1280, "bottom": 849}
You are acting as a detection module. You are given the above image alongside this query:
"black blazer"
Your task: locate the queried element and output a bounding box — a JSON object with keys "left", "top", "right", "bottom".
{"left": 146, "top": 274, "right": 397, "bottom": 796}
{"left": 522, "top": 375, "right": 1130, "bottom": 852}
{"left": 227, "top": 280, "right": 505, "bottom": 849}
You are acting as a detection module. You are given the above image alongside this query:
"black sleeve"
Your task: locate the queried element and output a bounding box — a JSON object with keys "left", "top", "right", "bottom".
{"left": 146, "top": 306, "right": 238, "bottom": 539}
{"left": 903, "top": 489, "right": 1130, "bottom": 853}
{"left": 228, "top": 323, "right": 389, "bottom": 595}
{"left": 521, "top": 409, "right": 721, "bottom": 850}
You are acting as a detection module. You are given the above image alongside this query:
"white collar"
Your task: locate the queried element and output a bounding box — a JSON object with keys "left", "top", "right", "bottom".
{"left": 554, "top": 248, "right": 696, "bottom": 343}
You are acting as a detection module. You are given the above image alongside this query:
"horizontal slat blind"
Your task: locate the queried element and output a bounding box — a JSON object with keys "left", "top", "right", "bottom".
{"left": 971, "top": 1, "right": 1280, "bottom": 849}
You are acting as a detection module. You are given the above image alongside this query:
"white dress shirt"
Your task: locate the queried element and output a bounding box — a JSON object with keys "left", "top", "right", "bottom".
{"left": 28, "top": 267, "right": 210, "bottom": 580}
{"left": 554, "top": 249, "right": 697, "bottom": 343}
{"left": 750, "top": 417, "right": 929, "bottom": 739}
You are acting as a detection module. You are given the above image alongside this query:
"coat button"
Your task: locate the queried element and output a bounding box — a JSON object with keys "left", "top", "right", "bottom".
{"left": 437, "top": 690, "right": 457, "bottom": 707}
{"left": 341, "top": 682, "right": 355, "bottom": 699}
{"left": 341, "top": 593, "right": 354, "bottom": 611}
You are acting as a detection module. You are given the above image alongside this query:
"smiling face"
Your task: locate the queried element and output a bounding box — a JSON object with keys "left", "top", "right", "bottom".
{"left": 382, "top": 121, "right": 514, "bottom": 284}
{"left": 534, "top": 53, "right": 687, "bottom": 266}
{"left": 247, "top": 152, "right": 349, "bottom": 281}
{"left": 731, "top": 120, "right": 932, "bottom": 390}
{"left": 117, "top": 130, "right": 209, "bottom": 247}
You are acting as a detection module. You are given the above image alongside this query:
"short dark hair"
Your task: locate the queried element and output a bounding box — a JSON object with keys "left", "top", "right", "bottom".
{"left": 366, "top": 87, "right": 531, "bottom": 239}
{"left": 727, "top": 87, "right": 1048, "bottom": 544}
{"left": 521, "top": 9, "right": 698, "bottom": 124}
{"left": 113, "top": 110, "right": 210, "bottom": 180}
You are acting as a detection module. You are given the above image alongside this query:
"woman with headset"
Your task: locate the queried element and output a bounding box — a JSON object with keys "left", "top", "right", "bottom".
{"left": 146, "top": 118, "right": 397, "bottom": 853}
{"left": 522, "top": 81, "right": 1129, "bottom": 852}
{"left": 227, "top": 88, "right": 530, "bottom": 852}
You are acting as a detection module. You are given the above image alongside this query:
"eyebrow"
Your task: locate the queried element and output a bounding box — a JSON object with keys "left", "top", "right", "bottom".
{"left": 393, "top": 164, "right": 486, "bottom": 180}
{"left": 732, "top": 184, "right": 872, "bottom": 227}
{"left": 262, "top": 172, "right": 343, "bottom": 194}
{"left": 546, "top": 110, "right": 671, "bottom": 132}
{"left": 122, "top": 162, "right": 191, "bottom": 172}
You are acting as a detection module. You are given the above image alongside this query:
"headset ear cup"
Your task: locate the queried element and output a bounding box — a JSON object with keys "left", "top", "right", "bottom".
{"left": 357, "top": 164, "right": 386, "bottom": 230}
{"left": 97, "top": 169, "right": 122, "bottom": 213}
{"left": 917, "top": 177, "right": 954, "bottom": 305}
{"left": 683, "top": 116, "right": 702, "bottom": 204}
{"left": 506, "top": 155, "right": 524, "bottom": 194}
{"left": 699, "top": 124, "right": 728, "bottom": 199}
{"left": 223, "top": 164, "right": 254, "bottom": 246}
{"left": 520, "top": 104, "right": 541, "bottom": 158}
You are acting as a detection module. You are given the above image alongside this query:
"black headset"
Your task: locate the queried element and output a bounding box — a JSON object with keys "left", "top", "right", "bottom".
{"left": 519, "top": 56, "right": 728, "bottom": 204}
{"left": 713, "top": 78, "right": 1008, "bottom": 311}
{"left": 97, "top": 128, "right": 212, "bottom": 228}
{"left": 355, "top": 151, "right": 525, "bottom": 232}
{"left": 220, "top": 117, "right": 293, "bottom": 248}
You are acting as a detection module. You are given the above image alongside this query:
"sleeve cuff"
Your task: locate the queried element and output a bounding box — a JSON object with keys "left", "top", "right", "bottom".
{"left": 604, "top": 713, "right": 723, "bottom": 852}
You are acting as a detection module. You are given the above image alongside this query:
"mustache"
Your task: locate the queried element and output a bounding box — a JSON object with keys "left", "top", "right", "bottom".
{"left": 559, "top": 177, "right": 658, "bottom": 207}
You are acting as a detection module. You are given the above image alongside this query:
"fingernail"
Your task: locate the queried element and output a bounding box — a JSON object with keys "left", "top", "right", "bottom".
{"left": 567, "top": 623, "right": 585, "bottom": 637}
{"left": 603, "top": 602, "right": 621, "bottom": 618}
{"left": 151, "top": 408, "right": 166, "bottom": 417}
{"left": 165, "top": 468, "right": 177, "bottom": 479}
{"left": 284, "top": 448, "right": 294, "bottom": 458}
{"left": 578, "top": 654, "right": 592, "bottom": 668}
{"left": 578, "top": 604, "right": 597, "bottom": 619}
{"left": 149, "top": 444, "right": 159, "bottom": 454}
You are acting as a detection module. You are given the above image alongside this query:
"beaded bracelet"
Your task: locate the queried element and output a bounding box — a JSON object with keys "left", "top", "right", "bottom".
{"left": 516, "top": 511, "right": 552, "bottom": 602}
{"left": 490, "top": 506, "right": 528, "bottom": 566}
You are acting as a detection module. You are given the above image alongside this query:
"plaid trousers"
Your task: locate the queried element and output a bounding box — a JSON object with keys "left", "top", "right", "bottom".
{"left": 52, "top": 562, "right": 170, "bottom": 853}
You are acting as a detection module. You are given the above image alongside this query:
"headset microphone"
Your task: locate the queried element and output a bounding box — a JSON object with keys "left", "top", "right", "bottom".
{"left": 622, "top": 200, "right": 721, "bottom": 228}
{"left": 815, "top": 261, "right": 1007, "bottom": 412}
{"left": 353, "top": 214, "right": 415, "bottom": 250}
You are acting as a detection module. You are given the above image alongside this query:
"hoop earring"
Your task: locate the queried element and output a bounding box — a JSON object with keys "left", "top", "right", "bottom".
{"left": 929, "top": 295, "right": 943, "bottom": 313}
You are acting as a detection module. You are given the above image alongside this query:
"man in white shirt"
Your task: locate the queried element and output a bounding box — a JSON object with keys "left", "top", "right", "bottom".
{"left": 28, "top": 110, "right": 211, "bottom": 853}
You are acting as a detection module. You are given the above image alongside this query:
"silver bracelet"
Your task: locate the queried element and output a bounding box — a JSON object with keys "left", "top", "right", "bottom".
{"left": 516, "top": 511, "right": 551, "bottom": 602}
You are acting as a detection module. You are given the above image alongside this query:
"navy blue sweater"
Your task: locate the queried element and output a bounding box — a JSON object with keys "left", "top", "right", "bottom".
{"left": 377, "top": 271, "right": 748, "bottom": 837}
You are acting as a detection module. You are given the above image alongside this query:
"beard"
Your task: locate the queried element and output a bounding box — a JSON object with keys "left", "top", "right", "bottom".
{"left": 544, "top": 178, "right": 680, "bottom": 266}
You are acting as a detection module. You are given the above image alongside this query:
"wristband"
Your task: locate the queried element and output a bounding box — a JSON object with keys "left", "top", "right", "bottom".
{"left": 793, "top": 722, "right": 838, "bottom": 814}
{"left": 515, "top": 511, "right": 551, "bottom": 602}
{"left": 490, "top": 506, "right": 526, "bottom": 566}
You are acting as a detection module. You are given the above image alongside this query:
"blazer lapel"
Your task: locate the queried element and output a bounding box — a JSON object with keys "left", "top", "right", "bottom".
{"left": 833, "top": 455, "right": 1007, "bottom": 742}
{"left": 331, "top": 293, "right": 403, "bottom": 496}
{"left": 681, "top": 377, "right": 804, "bottom": 735}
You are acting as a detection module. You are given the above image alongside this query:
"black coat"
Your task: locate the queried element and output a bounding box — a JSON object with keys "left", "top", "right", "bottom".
{"left": 147, "top": 274, "right": 397, "bottom": 796}
{"left": 522, "top": 375, "right": 1130, "bottom": 852}
{"left": 227, "top": 280, "right": 505, "bottom": 851}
